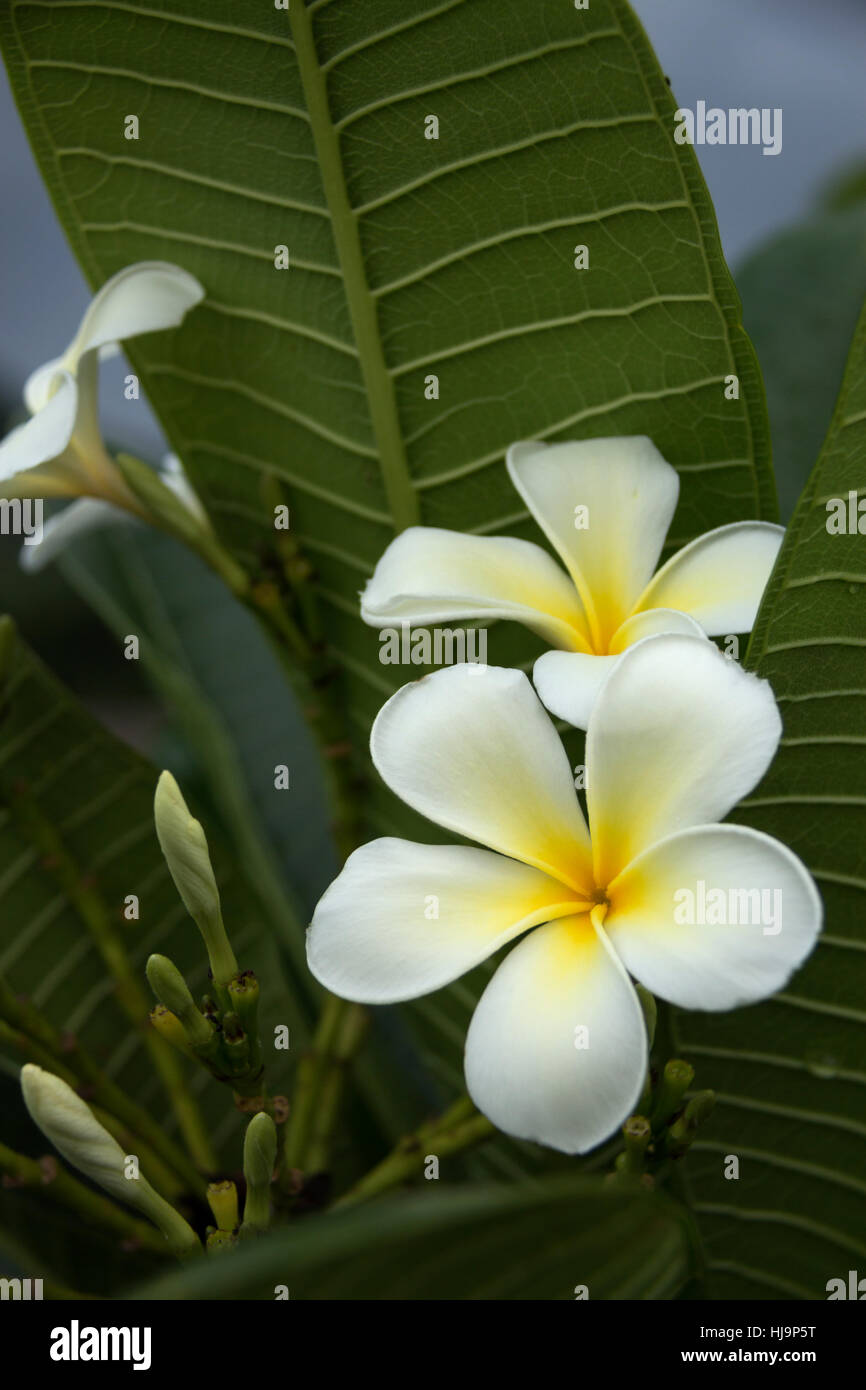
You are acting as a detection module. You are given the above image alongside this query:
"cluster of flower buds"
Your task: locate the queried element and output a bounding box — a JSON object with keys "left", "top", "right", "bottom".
{"left": 147, "top": 771, "right": 264, "bottom": 1099}
{"left": 204, "top": 1113, "right": 278, "bottom": 1252}
{"left": 612, "top": 1055, "right": 716, "bottom": 1183}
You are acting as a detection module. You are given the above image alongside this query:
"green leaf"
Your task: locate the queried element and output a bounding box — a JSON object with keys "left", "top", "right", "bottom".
{"left": 0, "top": 0, "right": 774, "bottom": 757}
{"left": 670, "top": 298, "right": 866, "bottom": 1300}
{"left": 133, "top": 1176, "right": 696, "bottom": 1301}
{"left": 0, "top": 619, "right": 304, "bottom": 1287}
{"left": 737, "top": 204, "right": 866, "bottom": 520}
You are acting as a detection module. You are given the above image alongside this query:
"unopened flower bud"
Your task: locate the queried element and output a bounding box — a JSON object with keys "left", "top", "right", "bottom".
{"left": 153, "top": 771, "right": 237, "bottom": 987}
{"left": 20, "top": 1065, "right": 199, "bottom": 1257}
{"left": 241, "top": 1112, "right": 277, "bottom": 1235}
{"left": 207, "top": 1179, "right": 238, "bottom": 1232}
{"left": 146, "top": 954, "right": 214, "bottom": 1052}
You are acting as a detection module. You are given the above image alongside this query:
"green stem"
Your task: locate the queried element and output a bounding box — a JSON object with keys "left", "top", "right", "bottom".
{"left": 304, "top": 1001, "right": 369, "bottom": 1174}
{"left": 0, "top": 976, "right": 205, "bottom": 1196}
{"left": 246, "top": 587, "right": 364, "bottom": 861}
{"left": 282, "top": 996, "right": 367, "bottom": 1181}
{"left": 0, "top": 1140, "right": 168, "bottom": 1254}
{"left": 5, "top": 783, "right": 217, "bottom": 1174}
{"left": 334, "top": 1097, "right": 495, "bottom": 1209}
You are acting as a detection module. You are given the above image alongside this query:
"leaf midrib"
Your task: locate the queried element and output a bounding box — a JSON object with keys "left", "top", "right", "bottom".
{"left": 288, "top": 2, "right": 419, "bottom": 532}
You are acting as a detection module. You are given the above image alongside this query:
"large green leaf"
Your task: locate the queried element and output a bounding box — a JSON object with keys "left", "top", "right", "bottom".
{"left": 134, "top": 1176, "right": 696, "bottom": 1300}
{"left": 670, "top": 298, "right": 866, "bottom": 1300}
{"left": 0, "top": 0, "right": 774, "bottom": 768}
{"left": 0, "top": 620, "right": 306, "bottom": 1289}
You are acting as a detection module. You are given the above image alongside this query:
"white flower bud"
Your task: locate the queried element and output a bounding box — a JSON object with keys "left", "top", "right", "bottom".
{"left": 20, "top": 1065, "right": 199, "bottom": 1256}
{"left": 154, "top": 771, "right": 237, "bottom": 987}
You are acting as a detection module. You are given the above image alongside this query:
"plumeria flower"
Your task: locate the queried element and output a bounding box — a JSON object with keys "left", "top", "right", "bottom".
{"left": 19, "top": 453, "right": 206, "bottom": 574}
{"left": 308, "top": 637, "right": 821, "bottom": 1154}
{"left": 0, "top": 260, "right": 204, "bottom": 521}
{"left": 362, "top": 437, "right": 784, "bottom": 726}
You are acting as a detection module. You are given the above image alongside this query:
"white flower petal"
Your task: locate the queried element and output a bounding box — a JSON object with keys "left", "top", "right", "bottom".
{"left": 0, "top": 372, "right": 78, "bottom": 485}
{"left": 465, "top": 912, "right": 647, "bottom": 1154}
{"left": 62, "top": 262, "right": 205, "bottom": 371}
{"left": 533, "top": 650, "right": 619, "bottom": 731}
{"left": 608, "top": 606, "right": 708, "bottom": 653}
{"left": 586, "top": 634, "right": 781, "bottom": 885}
{"left": 26, "top": 345, "right": 123, "bottom": 414}
{"left": 371, "top": 664, "right": 592, "bottom": 893}
{"left": 635, "top": 521, "right": 784, "bottom": 635}
{"left": 19, "top": 498, "right": 127, "bottom": 573}
{"left": 533, "top": 610, "right": 708, "bottom": 731}
{"left": 606, "top": 823, "right": 822, "bottom": 1010}
{"left": 506, "top": 437, "right": 679, "bottom": 647}
{"left": 307, "top": 837, "right": 580, "bottom": 1004}
{"left": 23, "top": 357, "right": 66, "bottom": 415}
{"left": 360, "top": 526, "right": 591, "bottom": 651}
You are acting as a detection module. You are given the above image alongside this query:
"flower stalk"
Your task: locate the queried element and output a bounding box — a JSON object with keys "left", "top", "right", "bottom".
{"left": 334, "top": 1096, "right": 494, "bottom": 1210}
{"left": 281, "top": 994, "right": 368, "bottom": 1185}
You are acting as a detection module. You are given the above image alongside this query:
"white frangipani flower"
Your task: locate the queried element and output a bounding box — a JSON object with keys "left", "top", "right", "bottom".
{"left": 0, "top": 261, "right": 203, "bottom": 512}
{"left": 362, "top": 437, "right": 784, "bottom": 727}
{"left": 307, "top": 637, "right": 821, "bottom": 1154}
{"left": 19, "top": 454, "right": 206, "bottom": 574}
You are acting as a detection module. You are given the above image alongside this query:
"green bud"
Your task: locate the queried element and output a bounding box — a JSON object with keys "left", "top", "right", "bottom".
{"left": 20, "top": 1065, "right": 200, "bottom": 1258}
{"left": 146, "top": 955, "right": 214, "bottom": 1052}
{"left": 617, "top": 1114, "right": 652, "bottom": 1176}
{"left": 149, "top": 1004, "right": 197, "bottom": 1059}
{"left": 221, "top": 1012, "right": 250, "bottom": 1074}
{"left": 153, "top": 771, "right": 237, "bottom": 988}
{"left": 241, "top": 1112, "right": 277, "bottom": 1236}
{"left": 207, "top": 1179, "right": 238, "bottom": 1232}
{"left": 228, "top": 971, "right": 259, "bottom": 1029}
{"left": 651, "top": 1058, "right": 695, "bottom": 1131}
{"left": 683, "top": 1090, "right": 716, "bottom": 1128}
{"left": 114, "top": 452, "right": 211, "bottom": 549}
{"left": 228, "top": 971, "right": 262, "bottom": 1071}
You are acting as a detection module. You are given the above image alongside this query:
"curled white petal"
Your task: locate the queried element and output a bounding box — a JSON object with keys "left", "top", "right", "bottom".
{"left": 361, "top": 526, "right": 591, "bottom": 651}
{"left": 63, "top": 262, "right": 205, "bottom": 372}
{"left": 0, "top": 372, "right": 78, "bottom": 483}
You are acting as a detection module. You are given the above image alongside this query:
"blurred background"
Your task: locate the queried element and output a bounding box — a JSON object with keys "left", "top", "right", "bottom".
{"left": 1, "top": 0, "right": 865, "bottom": 738}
